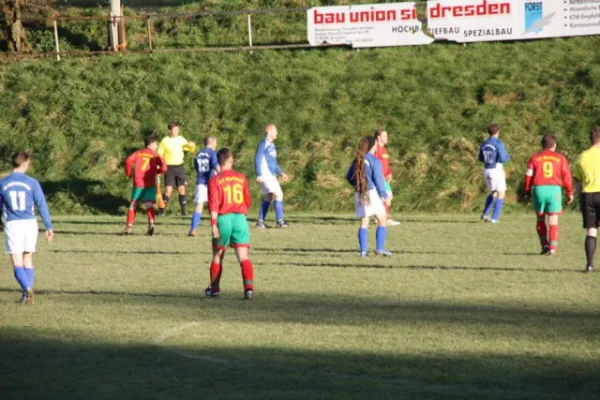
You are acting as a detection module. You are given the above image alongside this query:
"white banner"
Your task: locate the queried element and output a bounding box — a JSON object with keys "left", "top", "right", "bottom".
{"left": 306, "top": 0, "right": 600, "bottom": 48}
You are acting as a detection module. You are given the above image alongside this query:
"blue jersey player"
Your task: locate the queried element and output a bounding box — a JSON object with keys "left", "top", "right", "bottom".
{"left": 255, "top": 124, "right": 290, "bottom": 228}
{"left": 346, "top": 136, "right": 391, "bottom": 257}
{"left": 479, "top": 123, "right": 510, "bottom": 223}
{"left": 189, "top": 136, "right": 220, "bottom": 237}
{"left": 0, "top": 152, "right": 54, "bottom": 304}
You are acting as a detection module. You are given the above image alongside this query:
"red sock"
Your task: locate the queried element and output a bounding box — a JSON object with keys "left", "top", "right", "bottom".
{"left": 536, "top": 220, "right": 548, "bottom": 248}
{"left": 549, "top": 225, "right": 559, "bottom": 252}
{"left": 126, "top": 208, "right": 136, "bottom": 227}
{"left": 385, "top": 202, "right": 390, "bottom": 216}
{"left": 210, "top": 262, "right": 222, "bottom": 290}
{"left": 240, "top": 260, "right": 254, "bottom": 291}
{"left": 146, "top": 207, "right": 156, "bottom": 224}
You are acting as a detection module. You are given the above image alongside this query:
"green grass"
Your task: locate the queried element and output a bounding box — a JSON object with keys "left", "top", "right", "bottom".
{"left": 1, "top": 213, "right": 600, "bottom": 399}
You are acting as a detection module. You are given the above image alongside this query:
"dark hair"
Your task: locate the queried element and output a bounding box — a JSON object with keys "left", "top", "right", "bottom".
{"left": 374, "top": 129, "right": 386, "bottom": 139}
{"left": 144, "top": 135, "right": 158, "bottom": 147}
{"left": 353, "top": 136, "right": 376, "bottom": 203}
{"left": 591, "top": 127, "right": 600, "bottom": 145}
{"left": 541, "top": 134, "right": 557, "bottom": 149}
{"left": 217, "top": 147, "right": 233, "bottom": 166}
{"left": 12, "top": 152, "right": 30, "bottom": 168}
{"left": 167, "top": 120, "right": 180, "bottom": 130}
{"left": 204, "top": 136, "right": 216, "bottom": 146}
{"left": 488, "top": 123, "right": 499, "bottom": 135}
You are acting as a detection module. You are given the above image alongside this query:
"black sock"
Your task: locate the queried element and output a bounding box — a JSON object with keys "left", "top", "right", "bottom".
{"left": 163, "top": 195, "right": 170, "bottom": 205}
{"left": 585, "top": 236, "right": 596, "bottom": 267}
{"left": 179, "top": 195, "right": 187, "bottom": 214}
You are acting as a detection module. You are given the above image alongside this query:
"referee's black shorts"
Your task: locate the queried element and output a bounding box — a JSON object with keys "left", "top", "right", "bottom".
{"left": 165, "top": 164, "right": 187, "bottom": 188}
{"left": 581, "top": 192, "right": 600, "bottom": 229}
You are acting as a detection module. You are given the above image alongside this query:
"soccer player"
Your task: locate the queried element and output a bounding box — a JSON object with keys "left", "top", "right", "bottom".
{"left": 157, "top": 121, "right": 196, "bottom": 216}
{"left": 346, "top": 136, "right": 391, "bottom": 257}
{"left": 188, "top": 136, "right": 221, "bottom": 237}
{"left": 479, "top": 123, "right": 510, "bottom": 223}
{"left": 524, "top": 134, "right": 573, "bottom": 255}
{"left": 374, "top": 129, "right": 400, "bottom": 226}
{"left": 255, "top": 124, "right": 289, "bottom": 228}
{"left": 205, "top": 148, "right": 255, "bottom": 299}
{"left": 0, "top": 152, "right": 54, "bottom": 304}
{"left": 123, "top": 135, "right": 167, "bottom": 235}
{"left": 573, "top": 127, "right": 600, "bottom": 273}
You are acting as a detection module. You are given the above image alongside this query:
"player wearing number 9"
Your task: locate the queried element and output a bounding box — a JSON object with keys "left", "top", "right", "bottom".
{"left": 205, "top": 148, "right": 255, "bottom": 299}
{"left": 0, "top": 152, "right": 54, "bottom": 305}
{"left": 524, "top": 134, "right": 573, "bottom": 255}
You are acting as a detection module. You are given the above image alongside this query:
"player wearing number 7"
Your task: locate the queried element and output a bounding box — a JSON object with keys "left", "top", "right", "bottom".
{"left": 524, "top": 134, "right": 573, "bottom": 255}
{"left": 205, "top": 148, "right": 255, "bottom": 299}
{"left": 0, "top": 152, "right": 54, "bottom": 305}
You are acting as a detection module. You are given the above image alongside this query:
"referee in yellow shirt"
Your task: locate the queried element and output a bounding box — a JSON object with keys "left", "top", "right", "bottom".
{"left": 158, "top": 121, "right": 196, "bottom": 216}
{"left": 573, "top": 127, "right": 600, "bottom": 273}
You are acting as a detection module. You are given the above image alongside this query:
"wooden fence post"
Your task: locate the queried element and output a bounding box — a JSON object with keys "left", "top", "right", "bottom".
{"left": 147, "top": 16, "right": 153, "bottom": 53}
{"left": 53, "top": 20, "right": 60, "bottom": 61}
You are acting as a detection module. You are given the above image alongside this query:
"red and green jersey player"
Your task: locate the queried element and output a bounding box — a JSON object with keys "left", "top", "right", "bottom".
{"left": 123, "top": 135, "right": 167, "bottom": 236}
{"left": 524, "top": 134, "right": 573, "bottom": 255}
{"left": 206, "top": 147, "right": 255, "bottom": 299}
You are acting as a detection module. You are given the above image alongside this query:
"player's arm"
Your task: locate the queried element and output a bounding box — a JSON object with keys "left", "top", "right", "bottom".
{"left": 0, "top": 194, "right": 4, "bottom": 230}
{"left": 33, "top": 181, "right": 54, "bottom": 241}
{"left": 125, "top": 153, "right": 136, "bottom": 178}
{"left": 498, "top": 142, "right": 510, "bottom": 163}
{"left": 211, "top": 151, "right": 221, "bottom": 173}
{"left": 562, "top": 157, "right": 574, "bottom": 203}
{"left": 182, "top": 137, "right": 196, "bottom": 153}
{"left": 157, "top": 155, "right": 168, "bottom": 174}
{"left": 372, "top": 159, "right": 389, "bottom": 201}
{"left": 193, "top": 153, "right": 201, "bottom": 176}
{"left": 208, "top": 178, "right": 220, "bottom": 238}
{"left": 346, "top": 162, "right": 356, "bottom": 187}
{"left": 478, "top": 145, "right": 485, "bottom": 163}
{"left": 524, "top": 157, "right": 535, "bottom": 194}
{"left": 254, "top": 141, "right": 266, "bottom": 181}
{"left": 243, "top": 178, "right": 252, "bottom": 210}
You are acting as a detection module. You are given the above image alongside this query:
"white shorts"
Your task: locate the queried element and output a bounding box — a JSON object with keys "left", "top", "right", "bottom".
{"left": 260, "top": 175, "right": 283, "bottom": 197}
{"left": 484, "top": 168, "right": 507, "bottom": 193}
{"left": 5, "top": 219, "right": 38, "bottom": 254}
{"left": 355, "top": 189, "right": 386, "bottom": 218}
{"left": 194, "top": 184, "right": 208, "bottom": 204}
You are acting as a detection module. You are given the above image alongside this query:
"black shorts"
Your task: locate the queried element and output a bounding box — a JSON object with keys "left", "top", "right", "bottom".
{"left": 581, "top": 192, "right": 600, "bottom": 229}
{"left": 165, "top": 164, "right": 187, "bottom": 188}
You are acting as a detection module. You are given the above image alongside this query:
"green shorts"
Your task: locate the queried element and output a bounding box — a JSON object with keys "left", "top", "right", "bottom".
{"left": 131, "top": 187, "right": 156, "bottom": 203}
{"left": 384, "top": 181, "right": 392, "bottom": 194}
{"left": 216, "top": 213, "right": 250, "bottom": 250}
{"left": 532, "top": 185, "right": 562, "bottom": 215}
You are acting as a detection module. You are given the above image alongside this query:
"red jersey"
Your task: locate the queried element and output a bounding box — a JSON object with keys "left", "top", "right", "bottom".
{"left": 125, "top": 148, "right": 167, "bottom": 188}
{"left": 374, "top": 144, "right": 392, "bottom": 179}
{"left": 525, "top": 149, "right": 573, "bottom": 195}
{"left": 208, "top": 170, "right": 251, "bottom": 215}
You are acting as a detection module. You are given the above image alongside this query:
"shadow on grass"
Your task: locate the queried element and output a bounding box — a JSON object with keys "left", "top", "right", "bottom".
{"left": 53, "top": 230, "right": 182, "bottom": 237}
{"left": 49, "top": 249, "right": 199, "bottom": 255}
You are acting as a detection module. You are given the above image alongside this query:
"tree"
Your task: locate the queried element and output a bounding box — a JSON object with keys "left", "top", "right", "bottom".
{"left": 1, "top": 0, "right": 55, "bottom": 52}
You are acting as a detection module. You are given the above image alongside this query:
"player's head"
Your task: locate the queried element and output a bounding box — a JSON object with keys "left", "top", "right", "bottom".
{"left": 168, "top": 121, "right": 180, "bottom": 136}
{"left": 11, "top": 152, "right": 30, "bottom": 172}
{"left": 488, "top": 123, "right": 500, "bottom": 137}
{"left": 217, "top": 147, "right": 233, "bottom": 170}
{"left": 374, "top": 129, "right": 388, "bottom": 146}
{"left": 541, "top": 134, "right": 557, "bottom": 151}
{"left": 144, "top": 135, "right": 159, "bottom": 151}
{"left": 205, "top": 136, "right": 217, "bottom": 150}
{"left": 354, "top": 136, "right": 377, "bottom": 202}
{"left": 265, "top": 124, "right": 278, "bottom": 141}
{"left": 590, "top": 127, "right": 600, "bottom": 145}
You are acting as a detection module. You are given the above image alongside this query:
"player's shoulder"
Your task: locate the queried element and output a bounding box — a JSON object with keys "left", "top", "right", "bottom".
{"left": 232, "top": 170, "right": 248, "bottom": 181}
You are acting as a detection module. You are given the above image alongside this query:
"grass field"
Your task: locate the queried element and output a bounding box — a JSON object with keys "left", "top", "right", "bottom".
{"left": 1, "top": 212, "right": 599, "bottom": 399}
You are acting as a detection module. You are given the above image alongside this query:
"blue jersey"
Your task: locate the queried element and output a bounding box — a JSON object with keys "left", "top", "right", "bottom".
{"left": 0, "top": 172, "right": 53, "bottom": 230}
{"left": 194, "top": 147, "right": 220, "bottom": 185}
{"left": 479, "top": 136, "right": 510, "bottom": 169}
{"left": 255, "top": 138, "right": 282, "bottom": 177}
{"left": 346, "top": 153, "right": 389, "bottom": 200}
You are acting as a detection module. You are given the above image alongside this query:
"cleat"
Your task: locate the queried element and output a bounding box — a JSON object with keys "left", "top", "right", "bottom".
{"left": 205, "top": 287, "right": 220, "bottom": 297}
{"left": 16, "top": 292, "right": 27, "bottom": 305}
{"left": 121, "top": 227, "right": 133, "bottom": 235}
{"left": 375, "top": 250, "right": 392, "bottom": 257}
{"left": 490, "top": 219, "right": 499, "bottom": 224}
{"left": 26, "top": 288, "right": 34, "bottom": 305}
{"left": 387, "top": 219, "right": 401, "bottom": 226}
{"left": 188, "top": 229, "right": 197, "bottom": 237}
{"left": 181, "top": 212, "right": 188, "bottom": 217}
{"left": 276, "top": 221, "right": 289, "bottom": 228}
{"left": 360, "top": 252, "right": 368, "bottom": 257}
{"left": 157, "top": 208, "right": 165, "bottom": 217}
{"left": 244, "top": 289, "right": 253, "bottom": 300}
{"left": 255, "top": 221, "right": 270, "bottom": 229}
{"left": 540, "top": 246, "right": 550, "bottom": 255}
{"left": 481, "top": 215, "right": 491, "bottom": 222}
{"left": 585, "top": 266, "right": 594, "bottom": 273}
{"left": 146, "top": 224, "right": 155, "bottom": 236}
{"left": 546, "top": 250, "right": 557, "bottom": 256}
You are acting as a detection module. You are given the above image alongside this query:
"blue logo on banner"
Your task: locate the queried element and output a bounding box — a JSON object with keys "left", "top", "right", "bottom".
{"left": 525, "top": 2, "right": 543, "bottom": 33}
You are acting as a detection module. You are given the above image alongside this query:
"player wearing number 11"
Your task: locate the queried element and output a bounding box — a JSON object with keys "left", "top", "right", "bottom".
{"left": 206, "top": 148, "right": 255, "bottom": 299}
{"left": 524, "top": 134, "right": 573, "bottom": 255}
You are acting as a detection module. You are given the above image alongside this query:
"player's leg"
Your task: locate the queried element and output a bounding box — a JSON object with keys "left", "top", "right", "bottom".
{"left": 256, "top": 192, "right": 273, "bottom": 228}
{"left": 230, "top": 214, "right": 253, "bottom": 298}
{"left": 10, "top": 252, "right": 29, "bottom": 303}
{"left": 175, "top": 166, "right": 188, "bottom": 216}
{"left": 207, "top": 214, "right": 233, "bottom": 295}
{"left": 23, "top": 252, "right": 35, "bottom": 304}
{"left": 544, "top": 186, "right": 563, "bottom": 255}
{"left": 144, "top": 200, "right": 156, "bottom": 236}
{"left": 481, "top": 170, "right": 496, "bottom": 220}
{"left": 490, "top": 170, "right": 506, "bottom": 223}
{"left": 5, "top": 221, "right": 28, "bottom": 302}
{"left": 371, "top": 190, "right": 391, "bottom": 256}
{"left": 532, "top": 186, "right": 549, "bottom": 253}
{"left": 358, "top": 217, "right": 369, "bottom": 256}
{"left": 189, "top": 184, "right": 206, "bottom": 236}
{"left": 163, "top": 166, "right": 175, "bottom": 213}
{"left": 272, "top": 183, "right": 288, "bottom": 228}
{"left": 583, "top": 193, "right": 598, "bottom": 272}
{"left": 124, "top": 187, "right": 141, "bottom": 234}
{"left": 536, "top": 214, "right": 549, "bottom": 254}
{"left": 547, "top": 214, "right": 559, "bottom": 255}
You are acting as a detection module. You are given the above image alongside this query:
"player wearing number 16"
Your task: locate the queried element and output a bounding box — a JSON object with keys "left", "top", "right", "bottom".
{"left": 0, "top": 152, "right": 54, "bottom": 305}
{"left": 206, "top": 148, "right": 255, "bottom": 299}
{"left": 479, "top": 123, "right": 510, "bottom": 223}
{"left": 524, "top": 134, "right": 573, "bottom": 255}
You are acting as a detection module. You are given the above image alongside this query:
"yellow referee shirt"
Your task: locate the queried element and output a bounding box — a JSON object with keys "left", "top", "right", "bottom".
{"left": 158, "top": 136, "right": 196, "bottom": 166}
{"left": 573, "top": 146, "right": 600, "bottom": 193}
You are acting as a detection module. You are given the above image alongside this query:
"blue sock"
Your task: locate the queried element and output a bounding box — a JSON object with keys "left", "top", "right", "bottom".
{"left": 358, "top": 228, "right": 368, "bottom": 253}
{"left": 492, "top": 199, "right": 504, "bottom": 221}
{"left": 25, "top": 268, "right": 35, "bottom": 289}
{"left": 190, "top": 211, "right": 202, "bottom": 230}
{"left": 376, "top": 226, "right": 387, "bottom": 251}
{"left": 482, "top": 194, "right": 495, "bottom": 216}
{"left": 274, "top": 200, "right": 284, "bottom": 222}
{"left": 13, "top": 267, "right": 29, "bottom": 292}
{"left": 258, "top": 200, "right": 271, "bottom": 221}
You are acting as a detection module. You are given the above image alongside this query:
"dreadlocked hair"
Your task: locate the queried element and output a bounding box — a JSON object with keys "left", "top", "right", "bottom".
{"left": 354, "top": 136, "right": 376, "bottom": 204}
